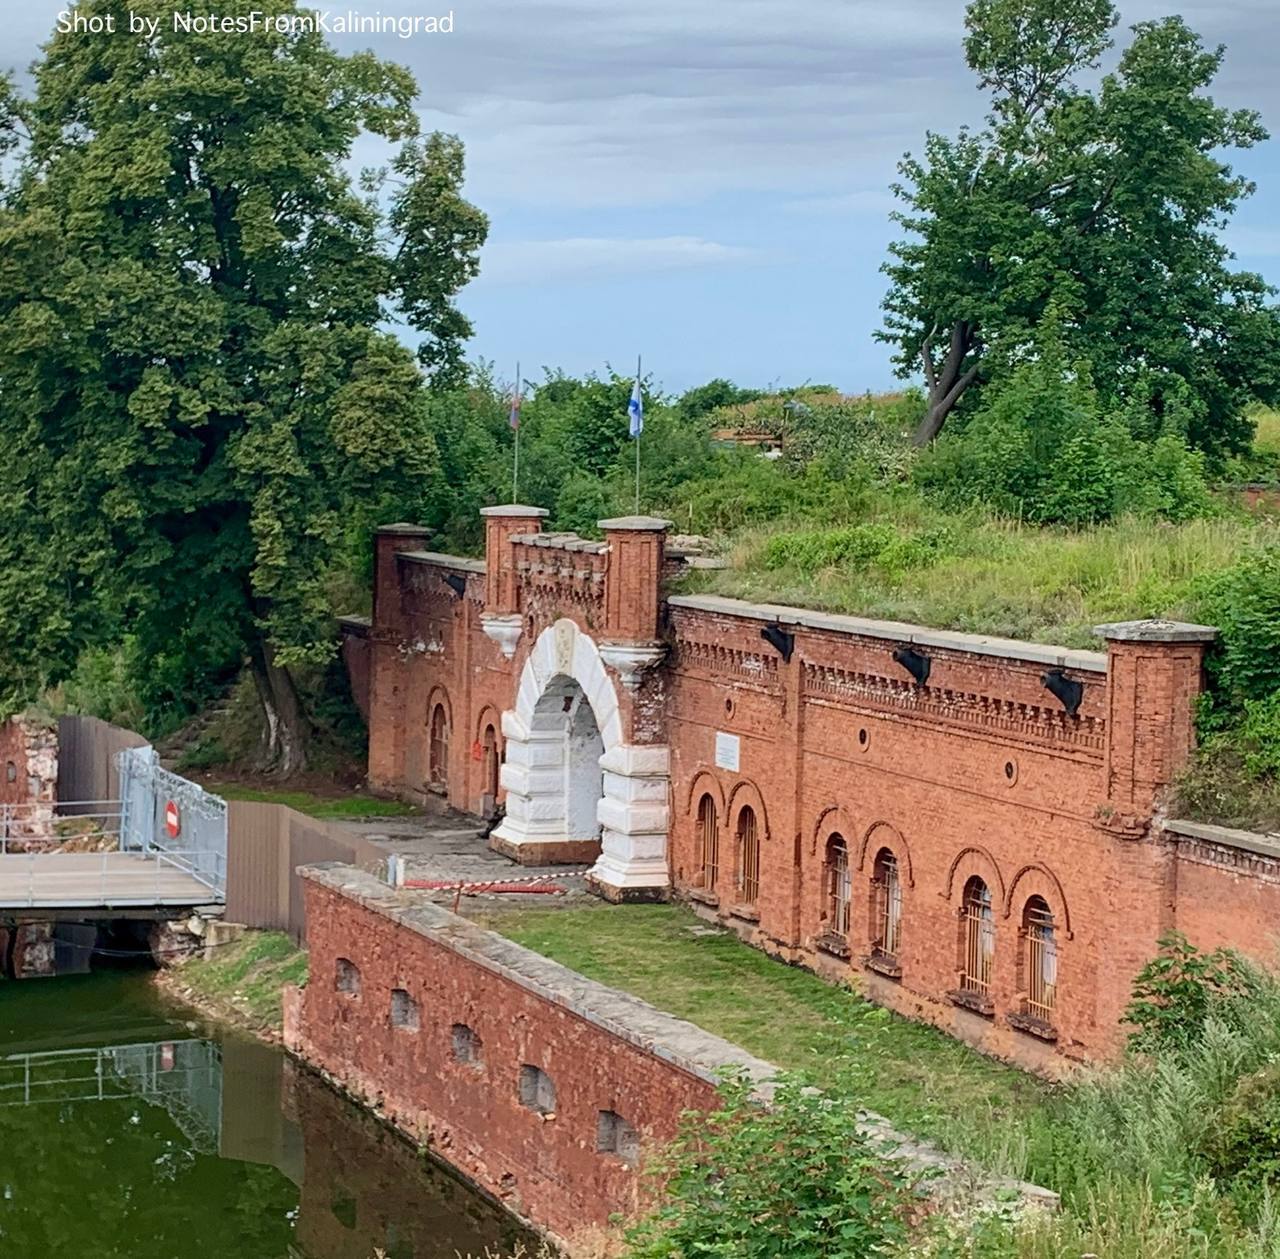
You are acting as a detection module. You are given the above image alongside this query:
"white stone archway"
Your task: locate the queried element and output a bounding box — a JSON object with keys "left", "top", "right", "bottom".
{"left": 490, "top": 619, "right": 671, "bottom": 897}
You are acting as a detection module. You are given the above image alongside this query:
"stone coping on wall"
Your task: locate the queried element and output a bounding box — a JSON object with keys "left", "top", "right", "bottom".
{"left": 1165, "top": 818, "right": 1280, "bottom": 860}
{"left": 337, "top": 614, "right": 371, "bottom": 635}
{"left": 668, "top": 594, "right": 1108, "bottom": 673}
{"left": 397, "top": 550, "right": 487, "bottom": 574}
{"left": 299, "top": 863, "right": 1059, "bottom": 1210}
{"left": 510, "top": 532, "right": 609, "bottom": 555}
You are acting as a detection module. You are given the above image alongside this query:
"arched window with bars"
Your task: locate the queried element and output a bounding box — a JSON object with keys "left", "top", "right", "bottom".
{"left": 481, "top": 723, "right": 500, "bottom": 811}
{"left": 871, "top": 848, "right": 902, "bottom": 961}
{"left": 825, "top": 834, "right": 850, "bottom": 934}
{"left": 429, "top": 702, "right": 451, "bottom": 789}
{"left": 697, "top": 794, "right": 719, "bottom": 891}
{"left": 1022, "top": 896, "right": 1058, "bottom": 1022}
{"left": 736, "top": 806, "right": 760, "bottom": 906}
{"left": 960, "top": 876, "right": 995, "bottom": 997}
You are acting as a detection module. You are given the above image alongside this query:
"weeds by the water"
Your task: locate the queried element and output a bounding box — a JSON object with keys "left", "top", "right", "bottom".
{"left": 167, "top": 930, "right": 307, "bottom": 1032}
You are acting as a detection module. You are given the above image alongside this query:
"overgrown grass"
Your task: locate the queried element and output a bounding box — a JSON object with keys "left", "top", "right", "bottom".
{"left": 692, "top": 508, "right": 1269, "bottom": 648}
{"left": 201, "top": 780, "right": 421, "bottom": 819}
{"left": 169, "top": 930, "right": 308, "bottom": 1032}
{"left": 1253, "top": 407, "right": 1280, "bottom": 458}
{"left": 475, "top": 903, "right": 1052, "bottom": 1170}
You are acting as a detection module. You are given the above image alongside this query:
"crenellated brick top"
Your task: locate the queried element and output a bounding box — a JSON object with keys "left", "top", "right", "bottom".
{"left": 510, "top": 532, "right": 610, "bottom": 630}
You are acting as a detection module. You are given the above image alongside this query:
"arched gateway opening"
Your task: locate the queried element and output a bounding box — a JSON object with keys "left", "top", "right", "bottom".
{"left": 490, "top": 618, "right": 671, "bottom": 898}
{"left": 529, "top": 675, "right": 605, "bottom": 852}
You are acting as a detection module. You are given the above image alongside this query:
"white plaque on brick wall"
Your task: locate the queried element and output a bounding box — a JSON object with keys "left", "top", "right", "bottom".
{"left": 714, "top": 732, "right": 740, "bottom": 773}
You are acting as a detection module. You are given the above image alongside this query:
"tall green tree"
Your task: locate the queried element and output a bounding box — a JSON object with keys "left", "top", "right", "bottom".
{"left": 881, "top": 0, "right": 1280, "bottom": 453}
{"left": 0, "top": 0, "right": 487, "bottom": 770}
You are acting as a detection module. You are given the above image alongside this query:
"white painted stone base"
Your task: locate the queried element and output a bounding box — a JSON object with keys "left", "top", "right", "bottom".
{"left": 589, "top": 743, "right": 671, "bottom": 896}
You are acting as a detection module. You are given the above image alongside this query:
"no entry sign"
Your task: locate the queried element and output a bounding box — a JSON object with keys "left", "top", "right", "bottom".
{"left": 164, "top": 799, "right": 181, "bottom": 839}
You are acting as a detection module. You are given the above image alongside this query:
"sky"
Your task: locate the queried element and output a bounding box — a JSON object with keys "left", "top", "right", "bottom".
{"left": 6, "top": 1, "right": 1280, "bottom": 396}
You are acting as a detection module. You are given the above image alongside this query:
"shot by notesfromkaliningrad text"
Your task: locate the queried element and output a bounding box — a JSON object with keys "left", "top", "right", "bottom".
{"left": 56, "top": 9, "right": 456, "bottom": 39}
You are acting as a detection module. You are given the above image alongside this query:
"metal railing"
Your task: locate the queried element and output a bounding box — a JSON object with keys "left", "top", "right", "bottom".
{"left": 961, "top": 884, "right": 995, "bottom": 996}
{"left": 117, "top": 746, "right": 227, "bottom": 897}
{"left": 1024, "top": 902, "right": 1058, "bottom": 1021}
{"left": 0, "top": 800, "right": 123, "bottom": 853}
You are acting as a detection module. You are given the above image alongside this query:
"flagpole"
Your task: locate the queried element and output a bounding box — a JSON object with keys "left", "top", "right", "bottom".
{"left": 634, "top": 354, "right": 642, "bottom": 514}
{"left": 512, "top": 360, "right": 521, "bottom": 502}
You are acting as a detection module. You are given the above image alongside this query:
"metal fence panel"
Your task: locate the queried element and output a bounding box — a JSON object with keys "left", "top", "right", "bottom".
{"left": 225, "top": 801, "right": 288, "bottom": 930}
{"left": 116, "top": 746, "right": 227, "bottom": 896}
{"left": 56, "top": 716, "right": 147, "bottom": 816}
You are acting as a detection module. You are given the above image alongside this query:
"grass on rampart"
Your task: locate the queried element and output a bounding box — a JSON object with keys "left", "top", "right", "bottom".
{"left": 473, "top": 902, "right": 1053, "bottom": 1172}
{"left": 200, "top": 779, "right": 421, "bottom": 820}
{"left": 690, "top": 510, "right": 1266, "bottom": 649}
{"left": 166, "top": 930, "right": 308, "bottom": 1034}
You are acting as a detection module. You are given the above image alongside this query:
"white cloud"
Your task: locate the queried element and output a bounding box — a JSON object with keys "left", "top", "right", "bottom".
{"left": 474, "top": 235, "right": 764, "bottom": 286}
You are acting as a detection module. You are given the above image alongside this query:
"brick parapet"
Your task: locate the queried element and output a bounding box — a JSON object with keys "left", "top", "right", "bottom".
{"left": 287, "top": 865, "right": 1058, "bottom": 1243}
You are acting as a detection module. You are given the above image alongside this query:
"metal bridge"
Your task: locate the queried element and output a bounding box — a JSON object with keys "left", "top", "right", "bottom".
{"left": 0, "top": 747, "right": 226, "bottom": 913}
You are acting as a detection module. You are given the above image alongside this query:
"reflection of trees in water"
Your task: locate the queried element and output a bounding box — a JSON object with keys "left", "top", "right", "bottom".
{"left": 287, "top": 1059, "right": 536, "bottom": 1259}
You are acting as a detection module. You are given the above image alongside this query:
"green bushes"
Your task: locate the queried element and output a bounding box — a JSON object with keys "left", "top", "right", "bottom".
{"left": 624, "top": 1072, "right": 912, "bottom": 1259}
{"left": 914, "top": 335, "right": 1213, "bottom": 527}
{"left": 1123, "top": 932, "right": 1256, "bottom": 1056}
{"left": 761, "top": 521, "right": 954, "bottom": 580}
{"left": 1171, "top": 543, "right": 1280, "bottom": 827}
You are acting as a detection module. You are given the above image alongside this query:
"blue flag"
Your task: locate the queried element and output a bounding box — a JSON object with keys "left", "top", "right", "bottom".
{"left": 628, "top": 375, "right": 644, "bottom": 438}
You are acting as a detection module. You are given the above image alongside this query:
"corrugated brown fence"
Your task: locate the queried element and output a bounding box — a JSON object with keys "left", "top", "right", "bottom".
{"left": 56, "top": 715, "right": 148, "bottom": 812}
{"left": 225, "top": 801, "right": 386, "bottom": 942}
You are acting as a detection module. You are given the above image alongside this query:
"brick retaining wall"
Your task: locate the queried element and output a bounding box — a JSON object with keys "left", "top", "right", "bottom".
{"left": 285, "top": 865, "right": 1056, "bottom": 1244}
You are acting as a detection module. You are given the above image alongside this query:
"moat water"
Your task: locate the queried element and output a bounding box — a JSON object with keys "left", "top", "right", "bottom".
{"left": 0, "top": 971, "right": 536, "bottom": 1258}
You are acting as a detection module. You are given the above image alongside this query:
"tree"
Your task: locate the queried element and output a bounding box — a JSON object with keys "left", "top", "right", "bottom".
{"left": 0, "top": 0, "right": 487, "bottom": 771}
{"left": 881, "top": 0, "right": 1280, "bottom": 453}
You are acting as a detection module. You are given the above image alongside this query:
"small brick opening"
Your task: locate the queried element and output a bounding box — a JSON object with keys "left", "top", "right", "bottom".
{"left": 518, "top": 1064, "right": 556, "bottom": 1115}
{"left": 335, "top": 957, "right": 361, "bottom": 996}
{"left": 390, "top": 987, "right": 419, "bottom": 1031}
{"left": 596, "top": 1109, "right": 639, "bottom": 1165}
{"left": 451, "top": 1023, "right": 483, "bottom": 1066}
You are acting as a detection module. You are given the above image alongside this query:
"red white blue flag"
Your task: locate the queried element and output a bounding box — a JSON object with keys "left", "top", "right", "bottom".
{"left": 509, "top": 378, "right": 522, "bottom": 430}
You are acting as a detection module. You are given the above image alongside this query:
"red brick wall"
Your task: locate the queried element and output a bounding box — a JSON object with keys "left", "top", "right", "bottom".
{"left": 288, "top": 873, "right": 734, "bottom": 1242}
{"left": 1169, "top": 832, "right": 1280, "bottom": 961}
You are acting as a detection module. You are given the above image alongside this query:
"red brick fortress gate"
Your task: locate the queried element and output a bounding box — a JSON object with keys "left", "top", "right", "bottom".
{"left": 364, "top": 508, "right": 674, "bottom": 901}
{"left": 352, "top": 504, "right": 1226, "bottom": 1069}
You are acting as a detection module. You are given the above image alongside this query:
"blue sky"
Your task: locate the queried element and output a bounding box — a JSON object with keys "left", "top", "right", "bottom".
{"left": 8, "top": 1, "right": 1280, "bottom": 396}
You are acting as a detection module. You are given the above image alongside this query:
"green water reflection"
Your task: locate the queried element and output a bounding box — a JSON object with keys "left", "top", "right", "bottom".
{"left": 0, "top": 972, "right": 533, "bottom": 1258}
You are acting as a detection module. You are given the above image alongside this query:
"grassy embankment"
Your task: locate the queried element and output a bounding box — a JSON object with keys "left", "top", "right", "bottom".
{"left": 690, "top": 510, "right": 1267, "bottom": 650}
{"left": 472, "top": 903, "right": 1052, "bottom": 1172}
{"left": 482, "top": 903, "right": 1280, "bottom": 1259}
{"left": 198, "top": 779, "right": 420, "bottom": 819}
{"left": 164, "top": 930, "right": 308, "bottom": 1036}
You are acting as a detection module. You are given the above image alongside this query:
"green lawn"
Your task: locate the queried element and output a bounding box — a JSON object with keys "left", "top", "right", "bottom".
{"left": 202, "top": 780, "right": 421, "bottom": 820}
{"left": 476, "top": 903, "right": 1053, "bottom": 1174}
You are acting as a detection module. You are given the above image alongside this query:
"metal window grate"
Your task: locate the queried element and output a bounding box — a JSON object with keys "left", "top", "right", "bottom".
{"left": 698, "top": 795, "right": 719, "bottom": 890}
{"left": 1024, "top": 899, "right": 1057, "bottom": 1020}
{"left": 827, "top": 838, "right": 851, "bottom": 934}
{"left": 961, "top": 879, "right": 995, "bottom": 995}
{"left": 737, "top": 807, "right": 759, "bottom": 906}
{"left": 874, "top": 851, "right": 901, "bottom": 958}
